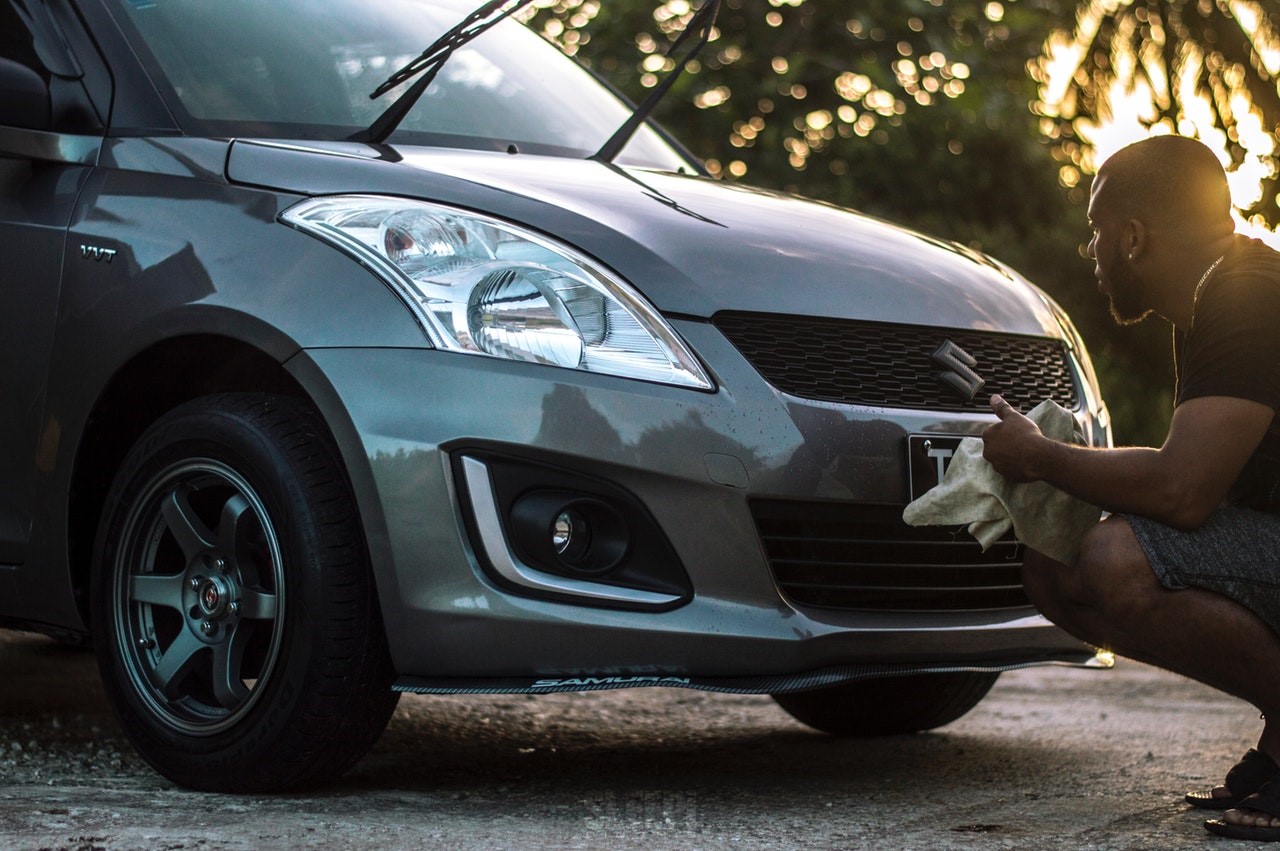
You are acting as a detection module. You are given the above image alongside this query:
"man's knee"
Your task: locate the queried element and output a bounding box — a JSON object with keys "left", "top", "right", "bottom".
{"left": 1067, "top": 518, "right": 1163, "bottom": 618}
{"left": 1020, "top": 548, "right": 1072, "bottom": 621}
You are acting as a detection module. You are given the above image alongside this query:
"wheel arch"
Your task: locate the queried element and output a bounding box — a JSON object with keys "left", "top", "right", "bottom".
{"left": 68, "top": 334, "right": 313, "bottom": 625}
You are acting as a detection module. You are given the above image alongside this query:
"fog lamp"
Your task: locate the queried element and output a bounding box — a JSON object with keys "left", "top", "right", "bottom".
{"left": 552, "top": 512, "right": 574, "bottom": 553}
{"left": 551, "top": 507, "right": 593, "bottom": 564}
{"left": 509, "top": 491, "right": 627, "bottom": 575}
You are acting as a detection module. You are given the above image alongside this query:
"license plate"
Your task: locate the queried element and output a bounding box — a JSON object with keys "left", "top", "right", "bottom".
{"left": 907, "top": 435, "right": 967, "bottom": 501}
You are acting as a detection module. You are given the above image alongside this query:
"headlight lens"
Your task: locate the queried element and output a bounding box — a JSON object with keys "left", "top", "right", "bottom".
{"left": 281, "top": 196, "right": 713, "bottom": 390}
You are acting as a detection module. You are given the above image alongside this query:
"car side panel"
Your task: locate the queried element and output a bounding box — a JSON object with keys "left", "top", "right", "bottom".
{"left": 10, "top": 137, "right": 429, "bottom": 629}
{"left": 0, "top": 156, "right": 86, "bottom": 572}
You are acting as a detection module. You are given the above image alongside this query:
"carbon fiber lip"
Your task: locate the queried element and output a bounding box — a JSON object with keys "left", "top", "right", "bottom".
{"left": 392, "top": 653, "right": 1107, "bottom": 695}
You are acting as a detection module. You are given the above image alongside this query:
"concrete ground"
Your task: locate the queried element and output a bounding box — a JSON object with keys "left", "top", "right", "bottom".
{"left": 0, "top": 629, "right": 1263, "bottom": 849}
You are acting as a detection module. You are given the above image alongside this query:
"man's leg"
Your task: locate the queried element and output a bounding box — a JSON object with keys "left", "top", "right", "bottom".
{"left": 1022, "top": 515, "right": 1280, "bottom": 827}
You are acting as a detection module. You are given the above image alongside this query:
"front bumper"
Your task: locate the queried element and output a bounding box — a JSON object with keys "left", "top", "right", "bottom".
{"left": 287, "top": 319, "right": 1103, "bottom": 686}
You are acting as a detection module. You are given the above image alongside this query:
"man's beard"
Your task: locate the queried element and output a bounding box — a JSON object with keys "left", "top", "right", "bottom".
{"left": 1106, "top": 247, "right": 1152, "bottom": 326}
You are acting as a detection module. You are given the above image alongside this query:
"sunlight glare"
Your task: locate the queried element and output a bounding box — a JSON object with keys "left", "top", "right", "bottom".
{"left": 1038, "top": 0, "right": 1280, "bottom": 247}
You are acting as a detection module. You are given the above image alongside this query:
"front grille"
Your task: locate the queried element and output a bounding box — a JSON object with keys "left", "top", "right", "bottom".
{"left": 713, "top": 312, "right": 1079, "bottom": 412}
{"left": 752, "top": 500, "right": 1029, "bottom": 612}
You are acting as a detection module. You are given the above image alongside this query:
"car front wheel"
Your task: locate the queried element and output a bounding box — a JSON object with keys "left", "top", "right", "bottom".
{"left": 771, "top": 671, "right": 999, "bottom": 736}
{"left": 91, "top": 393, "right": 398, "bottom": 792}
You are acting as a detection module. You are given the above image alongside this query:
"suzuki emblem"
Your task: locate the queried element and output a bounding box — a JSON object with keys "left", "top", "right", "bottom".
{"left": 932, "top": 340, "right": 986, "bottom": 402}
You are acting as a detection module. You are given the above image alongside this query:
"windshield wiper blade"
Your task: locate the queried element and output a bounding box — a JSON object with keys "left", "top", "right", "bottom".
{"left": 348, "top": 0, "right": 533, "bottom": 145}
{"left": 592, "top": 0, "right": 721, "bottom": 164}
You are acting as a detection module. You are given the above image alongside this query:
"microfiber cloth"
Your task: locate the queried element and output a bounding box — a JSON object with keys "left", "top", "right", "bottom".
{"left": 902, "top": 399, "right": 1101, "bottom": 565}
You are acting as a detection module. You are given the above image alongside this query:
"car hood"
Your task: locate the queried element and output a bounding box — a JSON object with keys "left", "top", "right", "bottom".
{"left": 228, "top": 140, "right": 1063, "bottom": 337}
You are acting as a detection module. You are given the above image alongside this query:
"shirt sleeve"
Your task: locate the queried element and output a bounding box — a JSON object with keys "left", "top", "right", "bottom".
{"left": 1178, "top": 265, "right": 1280, "bottom": 410}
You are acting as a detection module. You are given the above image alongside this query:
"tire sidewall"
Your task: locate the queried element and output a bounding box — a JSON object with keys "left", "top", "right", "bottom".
{"left": 91, "top": 398, "right": 333, "bottom": 784}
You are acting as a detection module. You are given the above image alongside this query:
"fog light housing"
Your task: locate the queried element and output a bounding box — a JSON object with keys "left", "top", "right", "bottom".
{"left": 512, "top": 493, "right": 627, "bottom": 575}
{"left": 452, "top": 450, "right": 693, "bottom": 610}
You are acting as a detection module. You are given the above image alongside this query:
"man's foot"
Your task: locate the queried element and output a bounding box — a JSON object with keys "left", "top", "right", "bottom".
{"left": 1206, "top": 777, "right": 1280, "bottom": 841}
{"left": 1187, "top": 749, "right": 1279, "bottom": 810}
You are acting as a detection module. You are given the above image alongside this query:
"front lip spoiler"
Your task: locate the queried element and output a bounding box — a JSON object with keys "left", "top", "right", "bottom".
{"left": 393, "top": 653, "right": 1111, "bottom": 695}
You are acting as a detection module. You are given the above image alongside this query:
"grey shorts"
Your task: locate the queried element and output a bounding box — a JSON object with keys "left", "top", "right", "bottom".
{"left": 1127, "top": 506, "right": 1280, "bottom": 634}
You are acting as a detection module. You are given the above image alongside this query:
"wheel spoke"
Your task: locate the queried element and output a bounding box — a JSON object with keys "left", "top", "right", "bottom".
{"left": 237, "top": 588, "right": 278, "bottom": 621}
{"left": 128, "top": 573, "right": 187, "bottom": 611}
{"left": 220, "top": 493, "right": 271, "bottom": 590}
{"left": 161, "top": 484, "right": 216, "bottom": 561}
{"left": 150, "top": 630, "right": 205, "bottom": 699}
{"left": 210, "top": 626, "right": 251, "bottom": 708}
{"left": 218, "top": 493, "right": 254, "bottom": 571}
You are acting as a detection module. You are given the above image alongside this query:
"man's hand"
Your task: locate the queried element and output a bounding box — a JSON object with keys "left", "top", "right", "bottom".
{"left": 978, "top": 394, "right": 1271, "bottom": 528}
{"left": 982, "top": 394, "right": 1045, "bottom": 482}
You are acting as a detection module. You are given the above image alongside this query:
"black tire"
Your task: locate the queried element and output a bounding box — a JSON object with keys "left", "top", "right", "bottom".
{"left": 771, "top": 671, "right": 1000, "bottom": 737}
{"left": 90, "top": 393, "right": 399, "bottom": 792}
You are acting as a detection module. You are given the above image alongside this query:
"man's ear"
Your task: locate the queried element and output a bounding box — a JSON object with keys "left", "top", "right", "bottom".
{"left": 1124, "top": 218, "right": 1148, "bottom": 261}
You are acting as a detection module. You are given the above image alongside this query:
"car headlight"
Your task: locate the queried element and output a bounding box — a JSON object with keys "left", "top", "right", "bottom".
{"left": 281, "top": 196, "right": 713, "bottom": 390}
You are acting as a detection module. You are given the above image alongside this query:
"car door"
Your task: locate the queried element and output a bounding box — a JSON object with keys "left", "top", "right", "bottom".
{"left": 0, "top": 0, "right": 102, "bottom": 575}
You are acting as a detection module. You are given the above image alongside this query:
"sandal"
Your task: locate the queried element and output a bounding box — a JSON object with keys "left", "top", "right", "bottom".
{"left": 1206, "top": 776, "right": 1280, "bottom": 841}
{"left": 1187, "top": 749, "right": 1279, "bottom": 810}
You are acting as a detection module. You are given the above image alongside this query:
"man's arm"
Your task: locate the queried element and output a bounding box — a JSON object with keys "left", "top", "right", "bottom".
{"left": 981, "top": 394, "right": 1274, "bottom": 530}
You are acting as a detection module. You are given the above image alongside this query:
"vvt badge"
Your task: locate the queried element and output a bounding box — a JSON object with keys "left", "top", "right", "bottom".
{"left": 932, "top": 340, "right": 986, "bottom": 402}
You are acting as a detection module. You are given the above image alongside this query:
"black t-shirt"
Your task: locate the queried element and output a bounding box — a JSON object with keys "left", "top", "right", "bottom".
{"left": 1176, "top": 235, "right": 1280, "bottom": 508}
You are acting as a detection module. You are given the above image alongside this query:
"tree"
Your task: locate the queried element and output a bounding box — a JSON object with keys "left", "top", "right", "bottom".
{"left": 1034, "top": 0, "right": 1280, "bottom": 231}
{"left": 527, "top": 0, "right": 1061, "bottom": 235}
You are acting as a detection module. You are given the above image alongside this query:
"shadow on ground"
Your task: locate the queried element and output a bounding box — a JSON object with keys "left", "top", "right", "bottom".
{"left": 0, "top": 629, "right": 1255, "bottom": 850}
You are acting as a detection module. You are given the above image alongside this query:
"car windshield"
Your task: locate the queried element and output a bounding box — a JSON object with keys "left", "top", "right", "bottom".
{"left": 103, "top": 0, "right": 691, "bottom": 169}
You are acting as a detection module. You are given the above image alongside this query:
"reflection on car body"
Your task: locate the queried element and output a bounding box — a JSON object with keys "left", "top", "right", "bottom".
{"left": 0, "top": 0, "right": 1112, "bottom": 791}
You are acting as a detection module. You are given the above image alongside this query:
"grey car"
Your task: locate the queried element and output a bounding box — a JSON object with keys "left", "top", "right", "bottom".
{"left": 0, "top": 0, "right": 1111, "bottom": 791}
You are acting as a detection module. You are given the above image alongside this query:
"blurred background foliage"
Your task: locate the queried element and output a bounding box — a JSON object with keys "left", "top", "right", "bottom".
{"left": 520, "top": 0, "right": 1280, "bottom": 447}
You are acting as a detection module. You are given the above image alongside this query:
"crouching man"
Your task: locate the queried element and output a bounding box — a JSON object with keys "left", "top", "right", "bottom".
{"left": 982, "top": 134, "right": 1280, "bottom": 842}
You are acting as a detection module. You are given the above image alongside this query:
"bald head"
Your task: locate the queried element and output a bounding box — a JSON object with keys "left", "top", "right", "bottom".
{"left": 1094, "top": 136, "right": 1234, "bottom": 236}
